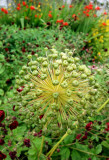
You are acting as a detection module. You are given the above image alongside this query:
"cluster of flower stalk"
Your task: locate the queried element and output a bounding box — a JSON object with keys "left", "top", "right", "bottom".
{"left": 12, "top": 47, "right": 101, "bottom": 158}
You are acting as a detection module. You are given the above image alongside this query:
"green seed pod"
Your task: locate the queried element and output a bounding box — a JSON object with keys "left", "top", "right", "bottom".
{"left": 81, "top": 74, "right": 87, "bottom": 79}
{"left": 72, "top": 80, "right": 79, "bottom": 87}
{"left": 61, "top": 81, "right": 68, "bottom": 88}
{"left": 36, "top": 89, "right": 43, "bottom": 96}
{"left": 31, "top": 65, "right": 37, "bottom": 70}
{"left": 63, "top": 60, "right": 68, "bottom": 66}
{"left": 41, "top": 74, "right": 47, "bottom": 80}
{"left": 24, "top": 75, "right": 30, "bottom": 81}
{"left": 67, "top": 99, "right": 73, "bottom": 105}
{"left": 66, "top": 89, "right": 72, "bottom": 97}
{"left": 19, "top": 70, "right": 25, "bottom": 75}
{"left": 53, "top": 63, "right": 59, "bottom": 69}
{"left": 32, "top": 70, "right": 38, "bottom": 76}
{"left": 27, "top": 55, "right": 32, "bottom": 60}
{"left": 42, "top": 61, "right": 48, "bottom": 67}
{"left": 53, "top": 92, "right": 59, "bottom": 99}
{"left": 71, "top": 71, "right": 79, "bottom": 78}
{"left": 52, "top": 80, "right": 59, "bottom": 86}
{"left": 55, "top": 69, "right": 60, "bottom": 76}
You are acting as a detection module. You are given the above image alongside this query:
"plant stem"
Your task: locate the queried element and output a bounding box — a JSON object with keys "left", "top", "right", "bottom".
{"left": 46, "top": 132, "right": 68, "bottom": 157}
{"left": 38, "top": 136, "right": 45, "bottom": 159}
{"left": 97, "top": 98, "right": 109, "bottom": 112}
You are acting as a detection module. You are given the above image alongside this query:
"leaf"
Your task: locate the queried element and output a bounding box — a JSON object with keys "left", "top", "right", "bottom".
{"left": 71, "top": 150, "right": 81, "bottom": 160}
{"left": 64, "top": 134, "right": 75, "bottom": 144}
{"left": 33, "top": 137, "right": 42, "bottom": 151}
{"left": 95, "top": 144, "right": 102, "bottom": 154}
{"left": 20, "top": 17, "right": 24, "bottom": 29}
{"left": 60, "top": 147, "right": 70, "bottom": 160}
{"left": 102, "top": 141, "right": 109, "bottom": 149}
{"left": 0, "top": 54, "right": 4, "bottom": 61}
{"left": 28, "top": 148, "right": 36, "bottom": 155}
{"left": 0, "top": 89, "right": 4, "bottom": 96}
{"left": 0, "top": 63, "right": 5, "bottom": 74}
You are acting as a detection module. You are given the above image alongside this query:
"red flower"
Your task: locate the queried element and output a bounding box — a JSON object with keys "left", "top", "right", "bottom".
{"left": 17, "top": 88, "right": 23, "bottom": 92}
{"left": 95, "top": 6, "right": 100, "bottom": 10}
{"left": 49, "top": 11, "right": 52, "bottom": 13}
{"left": 83, "top": 11, "right": 86, "bottom": 14}
{"left": 104, "top": 12, "right": 107, "bottom": 15}
{"left": 9, "top": 121, "right": 18, "bottom": 130}
{"left": 1, "top": 8, "right": 5, "bottom": 12}
{"left": 106, "top": 122, "right": 109, "bottom": 127}
{"left": 26, "top": 5, "right": 28, "bottom": 8}
{"left": 39, "top": 115, "right": 44, "bottom": 120}
{"left": 76, "top": 134, "right": 82, "bottom": 139}
{"left": 22, "top": 1, "right": 26, "bottom": 6}
{"left": 4, "top": 10, "right": 8, "bottom": 14}
{"left": 24, "top": 139, "right": 31, "bottom": 147}
{"left": 5, "top": 48, "right": 9, "bottom": 52}
{"left": 86, "top": 13, "right": 89, "bottom": 17}
{"left": 35, "top": 15, "right": 37, "bottom": 18}
{"left": 85, "top": 122, "right": 93, "bottom": 131}
{"left": 0, "top": 110, "right": 5, "bottom": 123}
{"left": 22, "top": 47, "right": 26, "bottom": 52}
{"left": 63, "top": 22, "right": 68, "bottom": 26}
{"left": 9, "top": 151, "right": 17, "bottom": 160}
{"left": 82, "top": 135, "right": 87, "bottom": 140}
{"left": 30, "top": 6, "right": 35, "bottom": 10}
{"left": 17, "top": 3, "right": 21, "bottom": 7}
{"left": 48, "top": 14, "right": 52, "bottom": 18}
{"left": 62, "top": 5, "right": 65, "bottom": 8}
{"left": 0, "top": 139, "right": 5, "bottom": 145}
{"left": 17, "top": 7, "right": 20, "bottom": 10}
{"left": 0, "top": 151, "right": 7, "bottom": 159}
{"left": 69, "top": 5, "right": 73, "bottom": 8}
{"left": 102, "top": 22, "right": 107, "bottom": 26}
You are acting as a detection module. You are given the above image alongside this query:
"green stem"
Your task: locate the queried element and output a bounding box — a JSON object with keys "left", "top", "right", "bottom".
{"left": 38, "top": 136, "right": 45, "bottom": 159}
{"left": 46, "top": 132, "right": 68, "bottom": 157}
{"left": 97, "top": 98, "right": 109, "bottom": 112}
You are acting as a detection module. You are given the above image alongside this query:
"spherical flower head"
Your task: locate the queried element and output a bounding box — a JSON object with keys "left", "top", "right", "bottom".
{"left": 0, "top": 110, "right": 5, "bottom": 123}
{"left": 48, "top": 14, "right": 52, "bottom": 18}
{"left": 22, "top": 1, "right": 26, "bottom": 6}
{"left": 16, "top": 7, "right": 20, "bottom": 11}
{"left": 0, "top": 151, "right": 7, "bottom": 159}
{"left": 24, "top": 139, "right": 31, "bottom": 147}
{"left": 9, "top": 121, "right": 18, "bottom": 130}
{"left": 9, "top": 151, "right": 17, "bottom": 160}
{"left": 12, "top": 48, "right": 100, "bottom": 136}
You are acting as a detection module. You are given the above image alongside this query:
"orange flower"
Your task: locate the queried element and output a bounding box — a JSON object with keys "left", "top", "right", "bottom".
{"left": 49, "top": 11, "right": 52, "bottom": 13}
{"left": 93, "top": 14, "right": 97, "bottom": 17}
{"left": 56, "top": 19, "right": 63, "bottom": 23}
{"left": 72, "top": 14, "right": 76, "bottom": 18}
{"left": 26, "top": 5, "right": 28, "bottom": 8}
{"left": 102, "top": 22, "right": 107, "bottom": 26}
{"left": 63, "top": 22, "right": 68, "bottom": 26}
{"left": 30, "top": 6, "right": 35, "bottom": 10}
{"left": 95, "top": 6, "right": 100, "bottom": 10}
{"left": 69, "top": 5, "right": 72, "bottom": 8}
{"left": 39, "top": 15, "right": 41, "bottom": 18}
{"left": 22, "top": 1, "right": 26, "bottom": 6}
{"left": 62, "top": 5, "right": 65, "bottom": 8}
{"left": 35, "top": 15, "right": 37, "bottom": 18}
{"left": 48, "top": 14, "right": 52, "bottom": 18}
{"left": 17, "top": 7, "right": 20, "bottom": 10}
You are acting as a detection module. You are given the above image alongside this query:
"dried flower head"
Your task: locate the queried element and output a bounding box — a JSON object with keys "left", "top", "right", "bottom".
{"left": 12, "top": 48, "right": 100, "bottom": 137}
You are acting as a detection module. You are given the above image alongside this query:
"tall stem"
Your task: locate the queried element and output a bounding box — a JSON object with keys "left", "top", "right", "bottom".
{"left": 38, "top": 136, "right": 45, "bottom": 159}
{"left": 46, "top": 132, "right": 68, "bottom": 157}
{"left": 97, "top": 98, "right": 109, "bottom": 112}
